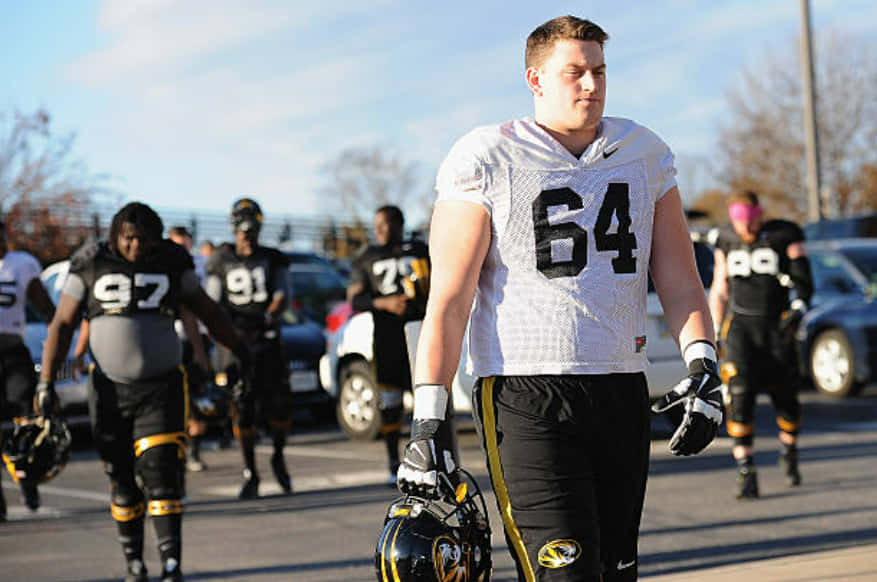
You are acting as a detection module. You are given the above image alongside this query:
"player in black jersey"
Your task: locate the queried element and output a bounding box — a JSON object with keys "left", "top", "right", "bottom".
{"left": 206, "top": 198, "right": 293, "bottom": 499}
{"left": 710, "top": 191, "right": 813, "bottom": 499}
{"left": 347, "top": 206, "right": 429, "bottom": 484}
{"left": 0, "top": 218, "right": 56, "bottom": 520}
{"left": 37, "top": 202, "right": 251, "bottom": 582}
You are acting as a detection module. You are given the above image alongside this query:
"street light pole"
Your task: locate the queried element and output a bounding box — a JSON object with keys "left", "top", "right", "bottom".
{"left": 799, "top": 0, "right": 823, "bottom": 221}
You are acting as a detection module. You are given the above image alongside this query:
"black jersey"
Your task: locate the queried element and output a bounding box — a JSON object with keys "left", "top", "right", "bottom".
{"left": 350, "top": 239, "right": 430, "bottom": 322}
{"left": 206, "top": 243, "right": 290, "bottom": 329}
{"left": 716, "top": 219, "right": 805, "bottom": 318}
{"left": 70, "top": 240, "right": 194, "bottom": 319}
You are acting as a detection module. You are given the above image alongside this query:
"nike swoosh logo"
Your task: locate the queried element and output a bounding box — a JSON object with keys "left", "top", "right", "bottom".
{"left": 603, "top": 147, "right": 619, "bottom": 159}
{"left": 617, "top": 559, "right": 635, "bottom": 570}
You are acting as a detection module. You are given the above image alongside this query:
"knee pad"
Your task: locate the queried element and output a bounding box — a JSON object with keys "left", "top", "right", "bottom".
{"left": 776, "top": 415, "right": 801, "bottom": 436}
{"left": 726, "top": 374, "right": 755, "bottom": 446}
{"left": 378, "top": 385, "right": 404, "bottom": 434}
{"left": 108, "top": 467, "right": 145, "bottom": 523}
{"left": 134, "top": 433, "right": 186, "bottom": 510}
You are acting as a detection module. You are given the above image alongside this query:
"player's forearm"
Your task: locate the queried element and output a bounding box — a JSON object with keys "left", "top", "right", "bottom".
{"left": 708, "top": 288, "right": 728, "bottom": 337}
{"left": 664, "top": 285, "right": 716, "bottom": 353}
{"left": 40, "top": 321, "right": 76, "bottom": 381}
{"left": 413, "top": 298, "right": 470, "bottom": 388}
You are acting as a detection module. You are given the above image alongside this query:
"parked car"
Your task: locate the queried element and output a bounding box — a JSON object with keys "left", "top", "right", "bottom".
{"left": 319, "top": 239, "right": 716, "bottom": 440}
{"left": 797, "top": 238, "right": 877, "bottom": 397}
{"left": 22, "top": 260, "right": 90, "bottom": 427}
{"left": 276, "top": 306, "right": 333, "bottom": 420}
{"left": 284, "top": 251, "right": 348, "bottom": 327}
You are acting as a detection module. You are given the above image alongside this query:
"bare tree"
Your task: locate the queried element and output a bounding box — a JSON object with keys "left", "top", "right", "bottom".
{"left": 0, "top": 108, "right": 109, "bottom": 263}
{"left": 716, "top": 30, "right": 876, "bottom": 220}
{"left": 320, "top": 145, "right": 429, "bottom": 222}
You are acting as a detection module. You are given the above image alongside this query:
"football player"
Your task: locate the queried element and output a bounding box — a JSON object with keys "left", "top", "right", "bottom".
{"left": 37, "top": 202, "right": 251, "bottom": 582}
{"left": 205, "top": 198, "right": 293, "bottom": 499}
{"left": 168, "top": 226, "right": 212, "bottom": 472}
{"left": 710, "top": 190, "right": 812, "bottom": 499}
{"left": 0, "top": 218, "right": 56, "bottom": 520}
{"left": 397, "top": 16, "right": 721, "bottom": 582}
{"left": 347, "top": 205, "right": 429, "bottom": 484}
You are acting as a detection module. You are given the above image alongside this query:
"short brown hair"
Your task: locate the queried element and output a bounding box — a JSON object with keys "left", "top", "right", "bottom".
{"left": 728, "top": 190, "right": 760, "bottom": 207}
{"left": 525, "top": 16, "right": 609, "bottom": 69}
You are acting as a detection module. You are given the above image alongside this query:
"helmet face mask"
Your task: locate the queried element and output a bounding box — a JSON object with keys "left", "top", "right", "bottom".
{"left": 2, "top": 416, "right": 72, "bottom": 484}
{"left": 375, "top": 471, "right": 492, "bottom": 581}
{"left": 230, "top": 198, "right": 263, "bottom": 236}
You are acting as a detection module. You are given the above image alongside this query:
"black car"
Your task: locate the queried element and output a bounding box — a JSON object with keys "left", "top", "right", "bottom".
{"left": 284, "top": 251, "right": 348, "bottom": 327}
{"left": 798, "top": 238, "right": 877, "bottom": 397}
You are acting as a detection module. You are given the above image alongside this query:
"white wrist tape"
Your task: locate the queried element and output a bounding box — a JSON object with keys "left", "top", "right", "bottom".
{"left": 683, "top": 341, "right": 717, "bottom": 367}
{"left": 413, "top": 384, "right": 448, "bottom": 421}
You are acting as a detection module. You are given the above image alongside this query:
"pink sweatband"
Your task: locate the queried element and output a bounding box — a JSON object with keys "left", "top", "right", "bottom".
{"left": 728, "top": 202, "right": 762, "bottom": 222}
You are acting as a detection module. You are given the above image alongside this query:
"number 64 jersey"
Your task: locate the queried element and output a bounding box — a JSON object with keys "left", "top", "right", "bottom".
{"left": 436, "top": 117, "right": 677, "bottom": 377}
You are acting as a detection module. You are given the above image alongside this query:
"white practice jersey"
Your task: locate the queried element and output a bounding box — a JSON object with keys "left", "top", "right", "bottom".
{"left": 436, "top": 117, "right": 677, "bottom": 376}
{"left": 0, "top": 251, "right": 42, "bottom": 336}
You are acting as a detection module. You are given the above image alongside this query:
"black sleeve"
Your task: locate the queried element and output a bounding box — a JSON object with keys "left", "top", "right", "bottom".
{"left": 788, "top": 256, "right": 813, "bottom": 307}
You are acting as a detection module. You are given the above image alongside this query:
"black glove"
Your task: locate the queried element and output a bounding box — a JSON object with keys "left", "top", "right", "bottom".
{"left": 779, "top": 298, "right": 807, "bottom": 336}
{"left": 652, "top": 342, "right": 724, "bottom": 456}
{"left": 397, "top": 385, "right": 459, "bottom": 499}
{"left": 34, "top": 380, "right": 58, "bottom": 417}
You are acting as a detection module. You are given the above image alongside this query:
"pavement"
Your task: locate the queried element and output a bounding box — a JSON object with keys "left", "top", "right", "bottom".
{"left": 647, "top": 543, "right": 877, "bottom": 581}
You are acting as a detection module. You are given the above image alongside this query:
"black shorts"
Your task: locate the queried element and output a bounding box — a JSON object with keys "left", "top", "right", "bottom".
{"left": 372, "top": 312, "right": 412, "bottom": 391}
{"left": 724, "top": 313, "right": 798, "bottom": 387}
{"left": 473, "top": 374, "right": 650, "bottom": 582}
{"left": 215, "top": 335, "right": 292, "bottom": 425}
{"left": 0, "top": 342, "right": 37, "bottom": 420}
{"left": 89, "top": 366, "right": 188, "bottom": 456}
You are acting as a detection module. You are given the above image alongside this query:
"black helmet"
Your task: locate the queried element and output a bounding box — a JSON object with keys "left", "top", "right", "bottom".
{"left": 230, "top": 198, "right": 263, "bottom": 233}
{"left": 375, "top": 470, "right": 491, "bottom": 581}
{"left": 2, "top": 416, "right": 72, "bottom": 484}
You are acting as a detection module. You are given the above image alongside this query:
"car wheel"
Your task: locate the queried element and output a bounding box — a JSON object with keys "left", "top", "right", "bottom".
{"left": 336, "top": 360, "right": 381, "bottom": 440}
{"left": 809, "top": 329, "right": 860, "bottom": 398}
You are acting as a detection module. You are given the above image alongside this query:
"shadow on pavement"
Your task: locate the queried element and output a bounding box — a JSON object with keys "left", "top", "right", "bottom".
{"left": 640, "top": 528, "right": 877, "bottom": 578}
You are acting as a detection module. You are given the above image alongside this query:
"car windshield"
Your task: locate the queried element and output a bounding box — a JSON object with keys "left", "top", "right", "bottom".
{"left": 840, "top": 247, "right": 877, "bottom": 279}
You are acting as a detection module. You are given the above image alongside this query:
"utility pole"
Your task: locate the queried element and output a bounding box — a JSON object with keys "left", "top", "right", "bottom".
{"left": 799, "top": 0, "right": 823, "bottom": 221}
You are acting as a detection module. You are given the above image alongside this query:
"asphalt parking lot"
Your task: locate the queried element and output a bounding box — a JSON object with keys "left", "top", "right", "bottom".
{"left": 3, "top": 388, "right": 877, "bottom": 581}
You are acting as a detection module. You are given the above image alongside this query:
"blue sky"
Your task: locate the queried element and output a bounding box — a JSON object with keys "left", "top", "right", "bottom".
{"left": 1, "top": 0, "right": 874, "bottom": 225}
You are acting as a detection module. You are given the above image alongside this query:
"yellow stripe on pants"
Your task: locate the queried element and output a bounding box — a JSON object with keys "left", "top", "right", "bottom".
{"left": 481, "top": 377, "right": 535, "bottom": 581}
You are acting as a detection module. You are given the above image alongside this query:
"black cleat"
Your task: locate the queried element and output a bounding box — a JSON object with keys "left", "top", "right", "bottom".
{"left": 271, "top": 452, "right": 292, "bottom": 494}
{"left": 20, "top": 480, "right": 40, "bottom": 511}
{"left": 238, "top": 469, "right": 260, "bottom": 499}
{"left": 124, "top": 559, "right": 148, "bottom": 582}
{"left": 736, "top": 465, "right": 759, "bottom": 500}
{"left": 780, "top": 447, "right": 802, "bottom": 487}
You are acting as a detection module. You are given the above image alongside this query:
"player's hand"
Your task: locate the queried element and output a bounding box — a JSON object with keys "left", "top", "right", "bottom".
{"left": 652, "top": 341, "right": 724, "bottom": 456}
{"left": 397, "top": 384, "right": 459, "bottom": 499}
{"left": 779, "top": 298, "right": 807, "bottom": 336}
{"left": 34, "top": 380, "right": 58, "bottom": 417}
{"left": 397, "top": 418, "right": 460, "bottom": 499}
{"left": 375, "top": 294, "right": 409, "bottom": 316}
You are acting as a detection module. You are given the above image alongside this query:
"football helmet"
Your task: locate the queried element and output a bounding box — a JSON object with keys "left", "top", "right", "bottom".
{"left": 2, "top": 416, "right": 72, "bottom": 484}
{"left": 230, "top": 198, "right": 263, "bottom": 234}
{"left": 375, "top": 469, "right": 491, "bottom": 581}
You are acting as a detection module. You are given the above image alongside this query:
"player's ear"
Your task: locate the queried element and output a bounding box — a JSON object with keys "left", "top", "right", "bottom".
{"left": 525, "top": 67, "right": 542, "bottom": 96}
